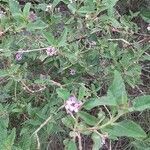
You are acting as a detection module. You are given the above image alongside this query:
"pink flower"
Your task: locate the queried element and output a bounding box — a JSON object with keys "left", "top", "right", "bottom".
{"left": 46, "top": 46, "right": 57, "bottom": 56}
{"left": 65, "top": 95, "right": 82, "bottom": 114}
{"left": 15, "top": 52, "right": 23, "bottom": 61}
{"left": 28, "top": 11, "right": 37, "bottom": 22}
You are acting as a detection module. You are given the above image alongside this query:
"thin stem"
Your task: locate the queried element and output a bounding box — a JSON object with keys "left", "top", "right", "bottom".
{"left": 14, "top": 81, "right": 17, "bottom": 102}
{"left": 109, "top": 140, "right": 112, "bottom": 150}
{"left": 17, "top": 47, "right": 47, "bottom": 53}
{"left": 77, "top": 133, "right": 82, "bottom": 150}
{"left": 31, "top": 105, "right": 63, "bottom": 137}
{"left": 32, "top": 115, "right": 52, "bottom": 136}
{"left": 104, "top": 105, "right": 112, "bottom": 119}
{"left": 35, "top": 133, "right": 41, "bottom": 150}
{"left": 108, "top": 38, "right": 131, "bottom": 45}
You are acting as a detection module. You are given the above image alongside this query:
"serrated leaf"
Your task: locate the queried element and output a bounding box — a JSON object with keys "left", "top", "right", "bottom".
{"left": 78, "top": 85, "right": 86, "bottom": 100}
{"left": 62, "top": 116, "right": 75, "bottom": 129}
{"left": 103, "top": 120, "right": 146, "bottom": 138}
{"left": 53, "top": 0, "right": 61, "bottom": 7}
{"left": 42, "top": 31, "right": 55, "bottom": 45}
{"left": 9, "top": 64, "right": 20, "bottom": 74}
{"left": 37, "top": 3, "right": 47, "bottom": 11}
{"left": 58, "top": 28, "right": 68, "bottom": 47}
{"left": 9, "top": 0, "right": 22, "bottom": 16}
{"left": 78, "top": 6, "right": 95, "bottom": 14}
{"left": 56, "top": 88, "right": 70, "bottom": 100}
{"left": 109, "top": 70, "right": 127, "bottom": 105}
{"left": 27, "top": 20, "right": 48, "bottom": 31}
{"left": 0, "top": 128, "right": 16, "bottom": 150}
{"left": 23, "top": 3, "right": 31, "bottom": 17}
{"left": 84, "top": 93, "right": 117, "bottom": 110}
{"left": 0, "top": 70, "right": 9, "bottom": 77}
{"left": 68, "top": 3, "right": 76, "bottom": 14}
{"left": 78, "top": 111, "right": 98, "bottom": 126}
{"left": 132, "top": 95, "right": 150, "bottom": 111}
{"left": 104, "top": 0, "right": 119, "bottom": 16}
{"left": 18, "top": 134, "right": 32, "bottom": 150}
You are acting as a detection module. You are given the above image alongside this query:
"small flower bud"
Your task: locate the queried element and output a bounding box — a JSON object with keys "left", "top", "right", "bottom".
{"left": 28, "top": 11, "right": 37, "bottom": 22}
{"left": 46, "top": 46, "right": 57, "bottom": 56}
{"left": 15, "top": 52, "right": 23, "bottom": 61}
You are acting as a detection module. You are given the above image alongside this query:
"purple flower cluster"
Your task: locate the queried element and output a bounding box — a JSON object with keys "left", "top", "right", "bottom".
{"left": 15, "top": 52, "right": 23, "bottom": 61}
{"left": 65, "top": 95, "right": 82, "bottom": 114}
{"left": 46, "top": 46, "right": 57, "bottom": 56}
{"left": 28, "top": 11, "right": 37, "bottom": 22}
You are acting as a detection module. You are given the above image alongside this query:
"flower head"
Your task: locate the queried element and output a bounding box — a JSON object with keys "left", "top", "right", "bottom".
{"left": 15, "top": 52, "right": 23, "bottom": 61}
{"left": 65, "top": 95, "right": 82, "bottom": 114}
{"left": 28, "top": 11, "right": 37, "bottom": 22}
{"left": 46, "top": 46, "right": 57, "bottom": 56}
{"left": 70, "top": 69, "right": 76, "bottom": 75}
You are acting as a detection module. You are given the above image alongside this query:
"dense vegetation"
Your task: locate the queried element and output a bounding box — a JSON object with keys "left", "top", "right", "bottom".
{"left": 0, "top": 0, "right": 150, "bottom": 149}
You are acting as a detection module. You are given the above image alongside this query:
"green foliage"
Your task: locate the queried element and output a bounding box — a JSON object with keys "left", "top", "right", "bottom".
{"left": 132, "top": 95, "right": 150, "bottom": 111}
{"left": 92, "top": 133, "right": 103, "bottom": 150}
{"left": 56, "top": 88, "right": 70, "bottom": 100}
{"left": 103, "top": 120, "right": 146, "bottom": 138}
{"left": 0, "top": 105, "right": 16, "bottom": 150}
{"left": 108, "top": 70, "right": 128, "bottom": 105}
{"left": 0, "top": 0, "right": 149, "bottom": 149}
{"left": 78, "top": 111, "right": 98, "bottom": 126}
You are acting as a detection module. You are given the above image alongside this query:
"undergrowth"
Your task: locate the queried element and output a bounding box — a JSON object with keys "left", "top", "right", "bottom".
{"left": 0, "top": 0, "right": 150, "bottom": 150}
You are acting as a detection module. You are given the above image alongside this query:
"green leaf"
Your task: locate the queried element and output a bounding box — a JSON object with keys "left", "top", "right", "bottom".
{"left": 23, "top": 3, "right": 31, "bottom": 17}
{"left": 84, "top": 93, "right": 117, "bottom": 110}
{"left": 53, "top": 0, "right": 61, "bottom": 7}
{"left": 77, "top": 122, "right": 91, "bottom": 135}
{"left": 78, "top": 6, "right": 95, "bottom": 14}
{"left": 0, "top": 104, "right": 9, "bottom": 144}
{"left": 140, "top": 9, "right": 150, "bottom": 23}
{"left": 92, "top": 133, "right": 103, "bottom": 150}
{"left": 104, "top": 120, "right": 146, "bottom": 138}
{"left": 1, "top": 128, "right": 16, "bottom": 150}
{"left": 27, "top": 20, "right": 48, "bottom": 31}
{"left": 62, "top": 116, "right": 75, "bottom": 129}
{"left": 0, "top": 70, "right": 9, "bottom": 77}
{"left": 56, "top": 88, "right": 70, "bottom": 100}
{"left": 0, "top": 104, "right": 9, "bottom": 129}
{"left": 67, "top": 140, "right": 77, "bottom": 150}
{"left": 42, "top": 31, "right": 55, "bottom": 45}
{"left": 132, "top": 95, "right": 150, "bottom": 111}
{"left": 18, "top": 134, "right": 32, "bottom": 150}
{"left": 58, "top": 28, "right": 68, "bottom": 47}
{"left": 104, "top": 0, "right": 119, "bottom": 16}
{"left": 8, "top": 64, "right": 20, "bottom": 74}
{"left": 78, "top": 111, "right": 98, "bottom": 126}
{"left": 37, "top": 3, "right": 47, "bottom": 11}
{"left": 68, "top": 3, "right": 76, "bottom": 14}
{"left": 78, "top": 85, "right": 86, "bottom": 100}
{"left": 9, "top": 0, "right": 22, "bottom": 16}
{"left": 132, "top": 139, "right": 150, "bottom": 150}
{"left": 108, "top": 70, "right": 127, "bottom": 105}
